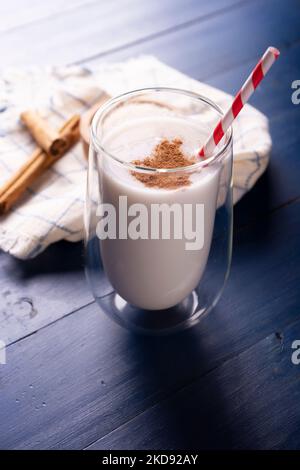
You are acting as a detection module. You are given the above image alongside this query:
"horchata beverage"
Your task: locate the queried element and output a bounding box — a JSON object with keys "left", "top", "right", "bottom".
{"left": 97, "top": 115, "right": 221, "bottom": 310}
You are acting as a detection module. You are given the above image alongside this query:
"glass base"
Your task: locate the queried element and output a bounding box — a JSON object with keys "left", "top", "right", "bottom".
{"left": 96, "top": 289, "right": 208, "bottom": 335}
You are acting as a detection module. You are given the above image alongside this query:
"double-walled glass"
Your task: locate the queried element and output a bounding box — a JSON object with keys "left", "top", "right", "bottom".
{"left": 85, "top": 88, "right": 233, "bottom": 335}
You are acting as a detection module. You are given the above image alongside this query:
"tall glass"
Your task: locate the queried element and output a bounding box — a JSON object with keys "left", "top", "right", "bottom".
{"left": 85, "top": 88, "right": 233, "bottom": 335}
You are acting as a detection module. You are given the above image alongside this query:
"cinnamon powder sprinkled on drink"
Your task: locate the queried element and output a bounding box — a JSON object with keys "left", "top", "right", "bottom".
{"left": 132, "top": 138, "right": 196, "bottom": 189}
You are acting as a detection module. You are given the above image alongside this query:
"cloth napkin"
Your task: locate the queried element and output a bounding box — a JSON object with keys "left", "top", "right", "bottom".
{"left": 0, "top": 57, "right": 271, "bottom": 259}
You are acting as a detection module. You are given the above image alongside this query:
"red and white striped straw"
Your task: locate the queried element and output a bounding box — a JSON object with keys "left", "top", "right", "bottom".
{"left": 199, "top": 46, "right": 280, "bottom": 158}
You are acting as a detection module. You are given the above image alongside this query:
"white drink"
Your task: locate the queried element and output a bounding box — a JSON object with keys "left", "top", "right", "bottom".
{"left": 99, "top": 116, "right": 220, "bottom": 310}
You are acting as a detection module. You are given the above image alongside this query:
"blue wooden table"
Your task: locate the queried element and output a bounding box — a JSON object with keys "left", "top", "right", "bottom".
{"left": 0, "top": 0, "right": 300, "bottom": 450}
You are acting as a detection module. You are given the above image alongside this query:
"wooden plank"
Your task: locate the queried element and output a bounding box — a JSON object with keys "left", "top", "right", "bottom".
{"left": 208, "top": 44, "right": 300, "bottom": 227}
{"left": 0, "top": 0, "right": 95, "bottom": 33}
{"left": 233, "top": 106, "right": 300, "bottom": 228}
{"left": 0, "top": 0, "right": 247, "bottom": 66}
{"left": 0, "top": 0, "right": 297, "bottom": 452}
{"left": 207, "top": 42, "right": 300, "bottom": 117}
{"left": 0, "top": 241, "right": 93, "bottom": 346}
{"left": 0, "top": 199, "right": 299, "bottom": 449}
{"left": 84, "top": 0, "right": 300, "bottom": 79}
{"left": 0, "top": 0, "right": 285, "bottom": 348}
{"left": 88, "top": 318, "right": 300, "bottom": 450}
{"left": 1, "top": 40, "right": 299, "bottom": 348}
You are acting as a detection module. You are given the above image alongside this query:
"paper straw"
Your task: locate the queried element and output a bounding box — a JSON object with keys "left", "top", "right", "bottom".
{"left": 199, "top": 46, "right": 280, "bottom": 158}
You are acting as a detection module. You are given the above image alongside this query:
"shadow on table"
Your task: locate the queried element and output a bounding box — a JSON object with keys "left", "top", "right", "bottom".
{"left": 3, "top": 240, "right": 84, "bottom": 279}
{"left": 123, "top": 315, "right": 246, "bottom": 450}
{"left": 116, "top": 170, "right": 277, "bottom": 448}
{"left": 234, "top": 167, "right": 273, "bottom": 231}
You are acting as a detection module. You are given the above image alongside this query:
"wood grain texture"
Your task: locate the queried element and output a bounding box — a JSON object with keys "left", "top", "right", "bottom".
{"left": 0, "top": 0, "right": 247, "bottom": 66}
{"left": 84, "top": 0, "right": 300, "bottom": 79}
{"left": 1, "top": 34, "right": 299, "bottom": 348}
{"left": 88, "top": 319, "right": 300, "bottom": 450}
{"left": 0, "top": 0, "right": 300, "bottom": 451}
{"left": 0, "top": 241, "right": 93, "bottom": 346}
{"left": 0, "top": 200, "right": 299, "bottom": 449}
{"left": 0, "top": 0, "right": 95, "bottom": 33}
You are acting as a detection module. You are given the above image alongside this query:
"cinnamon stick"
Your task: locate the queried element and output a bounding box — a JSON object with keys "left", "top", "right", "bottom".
{"left": 0, "top": 115, "right": 80, "bottom": 215}
{"left": 21, "top": 111, "right": 69, "bottom": 157}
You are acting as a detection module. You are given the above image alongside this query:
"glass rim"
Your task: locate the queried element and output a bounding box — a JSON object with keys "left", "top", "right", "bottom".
{"left": 90, "top": 87, "right": 233, "bottom": 173}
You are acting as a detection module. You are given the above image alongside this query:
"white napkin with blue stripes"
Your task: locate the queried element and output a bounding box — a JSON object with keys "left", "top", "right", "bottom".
{"left": 0, "top": 56, "right": 271, "bottom": 259}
